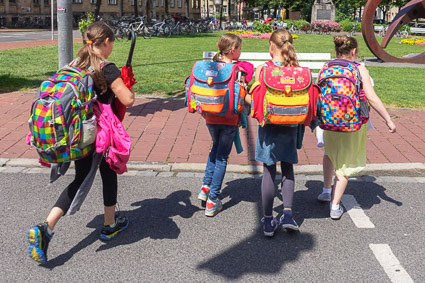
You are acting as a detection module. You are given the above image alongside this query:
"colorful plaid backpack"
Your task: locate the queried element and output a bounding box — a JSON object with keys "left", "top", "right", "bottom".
{"left": 250, "top": 61, "right": 320, "bottom": 126}
{"left": 185, "top": 61, "right": 246, "bottom": 115}
{"left": 28, "top": 65, "right": 98, "bottom": 163}
{"left": 317, "top": 59, "right": 368, "bottom": 132}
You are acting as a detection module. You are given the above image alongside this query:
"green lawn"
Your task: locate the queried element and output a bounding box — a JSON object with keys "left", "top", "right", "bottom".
{"left": 1, "top": 32, "right": 424, "bottom": 107}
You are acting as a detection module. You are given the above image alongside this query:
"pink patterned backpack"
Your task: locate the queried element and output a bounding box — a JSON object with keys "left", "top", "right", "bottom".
{"left": 317, "top": 59, "right": 369, "bottom": 132}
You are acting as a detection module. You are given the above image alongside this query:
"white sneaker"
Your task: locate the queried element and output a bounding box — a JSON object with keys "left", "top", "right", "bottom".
{"left": 317, "top": 192, "right": 331, "bottom": 202}
{"left": 330, "top": 206, "right": 344, "bottom": 220}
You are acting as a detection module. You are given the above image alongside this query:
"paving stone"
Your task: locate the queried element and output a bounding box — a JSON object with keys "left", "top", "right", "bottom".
{"left": 25, "top": 167, "right": 52, "bottom": 174}
{"left": 137, "top": 171, "right": 158, "bottom": 177}
{"left": 122, "top": 170, "right": 139, "bottom": 177}
{"left": 306, "top": 175, "right": 324, "bottom": 181}
{"left": 2, "top": 167, "right": 26, "bottom": 173}
{"left": 176, "top": 172, "right": 204, "bottom": 178}
{"left": 157, "top": 172, "right": 175, "bottom": 178}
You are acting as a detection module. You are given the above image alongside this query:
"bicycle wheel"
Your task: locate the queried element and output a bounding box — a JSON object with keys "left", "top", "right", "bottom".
{"left": 143, "top": 26, "right": 152, "bottom": 39}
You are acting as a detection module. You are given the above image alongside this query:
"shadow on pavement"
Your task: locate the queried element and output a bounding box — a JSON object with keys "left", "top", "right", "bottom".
{"left": 45, "top": 190, "right": 199, "bottom": 269}
{"left": 198, "top": 177, "right": 315, "bottom": 279}
{"left": 126, "top": 98, "right": 185, "bottom": 117}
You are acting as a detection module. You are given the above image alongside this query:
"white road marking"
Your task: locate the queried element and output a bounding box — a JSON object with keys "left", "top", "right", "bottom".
{"left": 370, "top": 244, "right": 414, "bottom": 283}
{"left": 341, "top": 194, "right": 375, "bottom": 228}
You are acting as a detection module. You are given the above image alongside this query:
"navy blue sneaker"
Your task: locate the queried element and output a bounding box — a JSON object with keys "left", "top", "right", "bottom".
{"left": 280, "top": 212, "right": 299, "bottom": 231}
{"left": 27, "top": 222, "right": 53, "bottom": 265}
{"left": 262, "top": 217, "right": 278, "bottom": 237}
{"left": 100, "top": 214, "right": 129, "bottom": 241}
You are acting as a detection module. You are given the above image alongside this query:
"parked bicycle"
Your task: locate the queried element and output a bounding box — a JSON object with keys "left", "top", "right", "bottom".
{"left": 351, "top": 23, "right": 358, "bottom": 37}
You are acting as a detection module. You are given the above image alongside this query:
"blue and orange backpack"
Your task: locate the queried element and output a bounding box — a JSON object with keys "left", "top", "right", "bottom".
{"left": 28, "top": 64, "right": 98, "bottom": 163}
{"left": 185, "top": 61, "right": 246, "bottom": 116}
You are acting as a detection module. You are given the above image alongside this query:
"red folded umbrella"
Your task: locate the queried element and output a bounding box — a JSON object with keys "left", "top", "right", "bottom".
{"left": 264, "top": 18, "right": 273, "bottom": 24}
{"left": 115, "top": 30, "right": 137, "bottom": 122}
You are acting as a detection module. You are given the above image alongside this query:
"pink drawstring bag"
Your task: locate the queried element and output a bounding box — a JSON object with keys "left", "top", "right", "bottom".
{"left": 94, "top": 101, "right": 131, "bottom": 174}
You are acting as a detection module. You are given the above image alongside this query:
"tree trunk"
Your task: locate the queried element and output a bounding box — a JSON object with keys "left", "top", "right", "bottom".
{"left": 134, "top": 0, "right": 138, "bottom": 18}
{"left": 207, "top": 0, "right": 210, "bottom": 18}
{"left": 228, "top": 0, "right": 231, "bottom": 21}
{"left": 95, "top": 0, "right": 102, "bottom": 19}
{"left": 186, "top": 0, "right": 190, "bottom": 17}
{"left": 146, "top": 0, "right": 152, "bottom": 23}
{"left": 219, "top": 0, "right": 224, "bottom": 28}
{"left": 165, "top": 0, "right": 169, "bottom": 18}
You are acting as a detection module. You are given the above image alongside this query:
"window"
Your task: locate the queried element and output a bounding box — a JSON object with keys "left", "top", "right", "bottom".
{"left": 44, "top": 0, "right": 49, "bottom": 5}
{"left": 154, "top": 0, "right": 158, "bottom": 7}
{"left": 222, "top": 5, "right": 227, "bottom": 14}
{"left": 72, "top": 0, "right": 82, "bottom": 3}
{"left": 9, "top": 0, "right": 15, "bottom": 3}
{"left": 177, "top": 0, "right": 181, "bottom": 8}
{"left": 170, "top": 0, "right": 174, "bottom": 7}
{"left": 161, "top": 0, "right": 164, "bottom": 7}
{"left": 209, "top": 5, "right": 213, "bottom": 13}
{"left": 33, "top": 0, "right": 39, "bottom": 4}
{"left": 108, "top": 0, "right": 117, "bottom": 4}
{"left": 91, "top": 0, "right": 97, "bottom": 3}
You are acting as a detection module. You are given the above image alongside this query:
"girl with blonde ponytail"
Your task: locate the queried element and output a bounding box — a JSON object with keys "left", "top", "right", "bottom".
{"left": 246, "top": 29, "right": 302, "bottom": 237}
{"left": 27, "top": 22, "right": 135, "bottom": 265}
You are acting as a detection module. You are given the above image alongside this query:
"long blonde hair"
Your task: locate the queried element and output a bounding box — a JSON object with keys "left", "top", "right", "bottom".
{"left": 74, "top": 21, "right": 115, "bottom": 94}
{"left": 269, "top": 29, "right": 299, "bottom": 67}
{"left": 213, "top": 33, "right": 242, "bottom": 62}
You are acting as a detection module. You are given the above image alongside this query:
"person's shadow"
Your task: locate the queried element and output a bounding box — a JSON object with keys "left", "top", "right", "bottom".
{"left": 294, "top": 179, "right": 403, "bottom": 226}
{"left": 219, "top": 177, "right": 262, "bottom": 212}
{"left": 198, "top": 177, "right": 315, "bottom": 279}
{"left": 45, "top": 190, "right": 198, "bottom": 269}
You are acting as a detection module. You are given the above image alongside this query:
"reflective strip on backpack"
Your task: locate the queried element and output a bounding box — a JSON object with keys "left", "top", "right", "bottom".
{"left": 195, "top": 94, "right": 225, "bottom": 105}
{"left": 269, "top": 105, "right": 308, "bottom": 116}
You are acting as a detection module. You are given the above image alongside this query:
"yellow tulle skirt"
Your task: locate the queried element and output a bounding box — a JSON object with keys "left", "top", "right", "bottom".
{"left": 324, "top": 124, "right": 367, "bottom": 177}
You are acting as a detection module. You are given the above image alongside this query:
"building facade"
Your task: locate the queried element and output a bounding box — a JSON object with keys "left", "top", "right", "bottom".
{"left": 0, "top": 0, "right": 201, "bottom": 27}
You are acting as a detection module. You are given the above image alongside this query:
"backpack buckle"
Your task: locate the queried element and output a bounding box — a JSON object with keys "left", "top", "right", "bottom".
{"left": 207, "top": 77, "right": 214, "bottom": 87}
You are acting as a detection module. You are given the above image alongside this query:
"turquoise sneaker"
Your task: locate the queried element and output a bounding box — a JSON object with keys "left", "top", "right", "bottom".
{"left": 198, "top": 185, "right": 210, "bottom": 202}
{"left": 205, "top": 197, "right": 223, "bottom": 217}
{"left": 27, "top": 222, "right": 53, "bottom": 265}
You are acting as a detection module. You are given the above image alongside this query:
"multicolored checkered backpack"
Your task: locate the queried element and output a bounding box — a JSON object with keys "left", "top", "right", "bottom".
{"left": 317, "top": 59, "right": 365, "bottom": 132}
{"left": 28, "top": 65, "right": 98, "bottom": 163}
{"left": 250, "top": 61, "right": 320, "bottom": 126}
{"left": 185, "top": 61, "right": 246, "bottom": 115}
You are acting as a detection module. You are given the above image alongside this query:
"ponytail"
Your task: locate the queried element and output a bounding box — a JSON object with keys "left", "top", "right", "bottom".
{"left": 213, "top": 33, "right": 242, "bottom": 62}
{"left": 269, "top": 30, "right": 299, "bottom": 67}
{"left": 74, "top": 22, "right": 115, "bottom": 94}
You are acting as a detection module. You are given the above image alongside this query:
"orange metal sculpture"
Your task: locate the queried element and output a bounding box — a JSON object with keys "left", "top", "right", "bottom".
{"left": 362, "top": 0, "right": 425, "bottom": 63}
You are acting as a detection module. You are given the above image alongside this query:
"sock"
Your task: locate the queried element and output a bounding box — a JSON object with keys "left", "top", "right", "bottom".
{"left": 322, "top": 187, "right": 332, "bottom": 194}
{"left": 331, "top": 204, "right": 340, "bottom": 210}
{"left": 316, "top": 127, "right": 325, "bottom": 148}
{"left": 47, "top": 226, "right": 54, "bottom": 236}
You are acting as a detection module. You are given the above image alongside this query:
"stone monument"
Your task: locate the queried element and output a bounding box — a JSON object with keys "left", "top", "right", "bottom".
{"left": 311, "top": 0, "right": 336, "bottom": 22}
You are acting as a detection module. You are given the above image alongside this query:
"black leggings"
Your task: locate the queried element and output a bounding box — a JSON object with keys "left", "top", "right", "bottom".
{"left": 261, "top": 162, "right": 295, "bottom": 216}
{"left": 54, "top": 154, "right": 118, "bottom": 215}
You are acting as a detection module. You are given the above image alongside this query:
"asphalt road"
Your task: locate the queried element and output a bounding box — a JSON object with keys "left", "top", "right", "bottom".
{"left": 1, "top": 169, "right": 423, "bottom": 282}
{"left": 0, "top": 30, "right": 81, "bottom": 43}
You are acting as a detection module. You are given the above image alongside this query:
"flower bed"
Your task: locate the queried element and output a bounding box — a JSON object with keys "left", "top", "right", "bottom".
{"left": 400, "top": 38, "right": 425, "bottom": 45}
{"left": 229, "top": 31, "right": 298, "bottom": 40}
{"left": 311, "top": 21, "right": 341, "bottom": 33}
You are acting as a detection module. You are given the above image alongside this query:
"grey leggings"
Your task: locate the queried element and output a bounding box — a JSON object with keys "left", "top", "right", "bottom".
{"left": 261, "top": 162, "right": 295, "bottom": 216}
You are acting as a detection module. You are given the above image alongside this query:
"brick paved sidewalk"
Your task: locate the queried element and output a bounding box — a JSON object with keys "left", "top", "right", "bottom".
{"left": 1, "top": 92, "right": 424, "bottom": 166}
{"left": 0, "top": 38, "right": 82, "bottom": 50}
